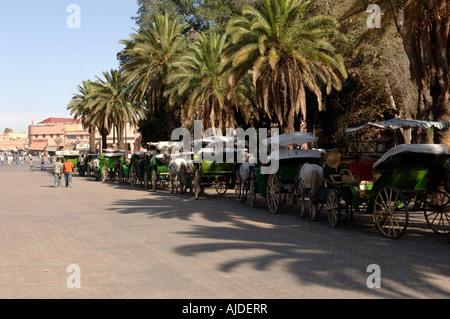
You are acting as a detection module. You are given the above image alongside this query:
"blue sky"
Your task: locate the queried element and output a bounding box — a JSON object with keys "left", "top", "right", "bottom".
{"left": 0, "top": 0, "right": 140, "bottom": 132}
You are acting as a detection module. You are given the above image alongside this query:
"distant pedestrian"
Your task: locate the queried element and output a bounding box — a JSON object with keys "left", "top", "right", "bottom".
{"left": 0, "top": 154, "right": 4, "bottom": 166}
{"left": 53, "top": 158, "right": 63, "bottom": 187}
{"left": 40, "top": 157, "right": 45, "bottom": 170}
{"left": 29, "top": 158, "right": 34, "bottom": 171}
{"left": 63, "top": 158, "right": 74, "bottom": 187}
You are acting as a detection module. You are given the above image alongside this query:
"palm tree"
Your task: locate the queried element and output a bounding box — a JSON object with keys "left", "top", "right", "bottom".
{"left": 86, "top": 69, "right": 146, "bottom": 150}
{"left": 67, "top": 79, "right": 112, "bottom": 151}
{"left": 166, "top": 31, "right": 239, "bottom": 131}
{"left": 225, "top": 0, "right": 348, "bottom": 133}
{"left": 67, "top": 80, "right": 98, "bottom": 153}
{"left": 118, "top": 12, "right": 187, "bottom": 137}
{"left": 341, "top": 0, "right": 449, "bottom": 144}
{"left": 55, "top": 137, "right": 64, "bottom": 151}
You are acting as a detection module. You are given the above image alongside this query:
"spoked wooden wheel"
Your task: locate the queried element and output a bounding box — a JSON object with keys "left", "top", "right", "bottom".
{"left": 151, "top": 169, "right": 157, "bottom": 192}
{"left": 266, "top": 174, "right": 281, "bottom": 214}
{"left": 215, "top": 182, "right": 227, "bottom": 195}
{"left": 326, "top": 189, "right": 341, "bottom": 228}
{"left": 193, "top": 169, "right": 202, "bottom": 199}
{"left": 372, "top": 186, "right": 409, "bottom": 239}
{"left": 424, "top": 190, "right": 450, "bottom": 234}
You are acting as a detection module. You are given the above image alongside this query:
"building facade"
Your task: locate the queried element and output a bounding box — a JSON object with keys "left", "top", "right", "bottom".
{"left": 0, "top": 132, "right": 28, "bottom": 151}
{"left": 27, "top": 118, "right": 141, "bottom": 154}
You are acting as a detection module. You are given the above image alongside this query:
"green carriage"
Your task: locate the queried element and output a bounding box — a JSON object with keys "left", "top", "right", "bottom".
{"left": 147, "top": 141, "right": 180, "bottom": 191}
{"left": 244, "top": 132, "right": 323, "bottom": 214}
{"left": 125, "top": 151, "right": 153, "bottom": 188}
{"left": 325, "top": 144, "right": 450, "bottom": 238}
{"left": 191, "top": 136, "right": 242, "bottom": 199}
{"left": 98, "top": 151, "right": 125, "bottom": 183}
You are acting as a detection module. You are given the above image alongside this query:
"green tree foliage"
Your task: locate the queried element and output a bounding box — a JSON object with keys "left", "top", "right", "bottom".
{"left": 84, "top": 70, "right": 146, "bottom": 150}
{"left": 135, "top": 0, "right": 255, "bottom": 33}
{"left": 166, "top": 31, "right": 238, "bottom": 130}
{"left": 225, "top": 0, "right": 347, "bottom": 133}
{"left": 119, "top": 12, "right": 187, "bottom": 137}
{"left": 67, "top": 80, "right": 99, "bottom": 153}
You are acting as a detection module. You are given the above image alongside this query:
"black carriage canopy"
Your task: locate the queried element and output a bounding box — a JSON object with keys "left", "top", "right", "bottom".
{"left": 372, "top": 144, "right": 449, "bottom": 171}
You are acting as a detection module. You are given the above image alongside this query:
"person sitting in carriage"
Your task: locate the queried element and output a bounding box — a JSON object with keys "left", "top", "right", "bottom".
{"left": 323, "top": 150, "right": 342, "bottom": 179}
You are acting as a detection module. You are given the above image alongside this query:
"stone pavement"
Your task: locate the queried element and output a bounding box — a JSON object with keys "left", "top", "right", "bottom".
{"left": 0, "top": 157, "right": 449, "bottom": 299}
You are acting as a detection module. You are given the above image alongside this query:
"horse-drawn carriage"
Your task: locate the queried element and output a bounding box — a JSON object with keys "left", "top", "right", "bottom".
{"left": 147, "top": 141, "right": 181, "bottom": 191}
{"left": 125, "top": 151, "right": 153, "bottom": 188}
{"left": 324, "top": 144, "right": 450, "bottom": 238}
{"left": 190, "top": 136, "right": 241, "bottom": 199}
{"left": 97, "top": 150, "right": 125, "bottom": 183}
{"left": 85, "top": 153, "right": 99, "bottom": 177}
{"left": 322, "top": 117, "right": 450, "bottom": 238}
{"left": 241, "top": 132, "right": 324, "bottom": 215}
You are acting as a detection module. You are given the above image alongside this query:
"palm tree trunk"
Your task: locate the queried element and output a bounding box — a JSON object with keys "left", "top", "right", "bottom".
{"left": 281, "top": 109, "right": 296, "bottom": 134}
{"left": 99, "top": 127, "right": 108, "bottom": 151}
{"left": 117, "top": 122, "right": 125, "bottom": 150}
{"left": 395, "top": 2, "right": 449, "bottom": 144}
{"left": 89, "top": 124, "right": 96, "bottom": 153}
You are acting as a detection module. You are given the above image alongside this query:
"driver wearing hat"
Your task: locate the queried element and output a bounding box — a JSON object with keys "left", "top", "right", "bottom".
{"left": 323, "top": 150, "right": 342, "bottom": 178}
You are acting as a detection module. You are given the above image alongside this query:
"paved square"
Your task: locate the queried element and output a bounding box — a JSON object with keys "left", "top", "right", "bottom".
{"left": 0, "top": 158, "right": 449, "bottom": 298}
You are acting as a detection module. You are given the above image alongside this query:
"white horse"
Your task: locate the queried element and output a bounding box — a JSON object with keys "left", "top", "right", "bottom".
{"left": 168, "top": 156, "right": 194, "bottom": 193}
{"left": 296, "top": 163, "right": 324, "bottom": 221}
{"left": 239, "top": 162, "right": 255, "bottom": 202}
{"left": 238, "top": 152, "right": 257, "bottom": 202}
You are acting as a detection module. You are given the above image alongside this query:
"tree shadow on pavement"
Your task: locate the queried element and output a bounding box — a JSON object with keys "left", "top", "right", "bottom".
{"left": 107, "top": 189, "right": 450, "bottom": 299}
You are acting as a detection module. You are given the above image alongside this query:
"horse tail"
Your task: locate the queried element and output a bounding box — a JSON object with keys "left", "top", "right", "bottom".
{"left": 310, "top": 170, "right": 319, "bottom": 199}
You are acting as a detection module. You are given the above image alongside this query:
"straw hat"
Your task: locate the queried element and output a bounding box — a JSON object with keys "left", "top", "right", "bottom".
{"left": 324, "top": 150, "right": 341, "bottom": 168}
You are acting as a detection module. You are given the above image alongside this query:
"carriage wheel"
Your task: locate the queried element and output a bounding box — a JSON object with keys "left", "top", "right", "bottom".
{"left": 193, "top": 169, "right": 202, "bottom": 199}
{"left": 372, "top": 186, "right": 409, "bottom": 239}
{"left": 249, "top": 178, "right": 257, "bottom": 208}
{"left": 151, "top": 169, "right": 157, "bottom": 192}
{"left": 215, "top": 182, "right": 227, "bottom": 195}
{"left": 424, "top": 190, "right": 450, "bottom": 234}
{"left": 101, "top": 166, "right": 108, "bottom": 183}
{"left": 326, "top": 189, "right": 341, "bottom": 228}
{"left": 234, "top": 171, "right": 242, "bottom": 199}
{"left": 266, "top": 174, "right": 281, "bottom": 214}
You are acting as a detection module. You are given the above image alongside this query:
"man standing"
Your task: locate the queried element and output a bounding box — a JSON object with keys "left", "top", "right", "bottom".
{"left": 63, "top": 158, "right": 74, "bottom": 187}
{"left": 53, "top": 158, "right": 63, "bottom": 187}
